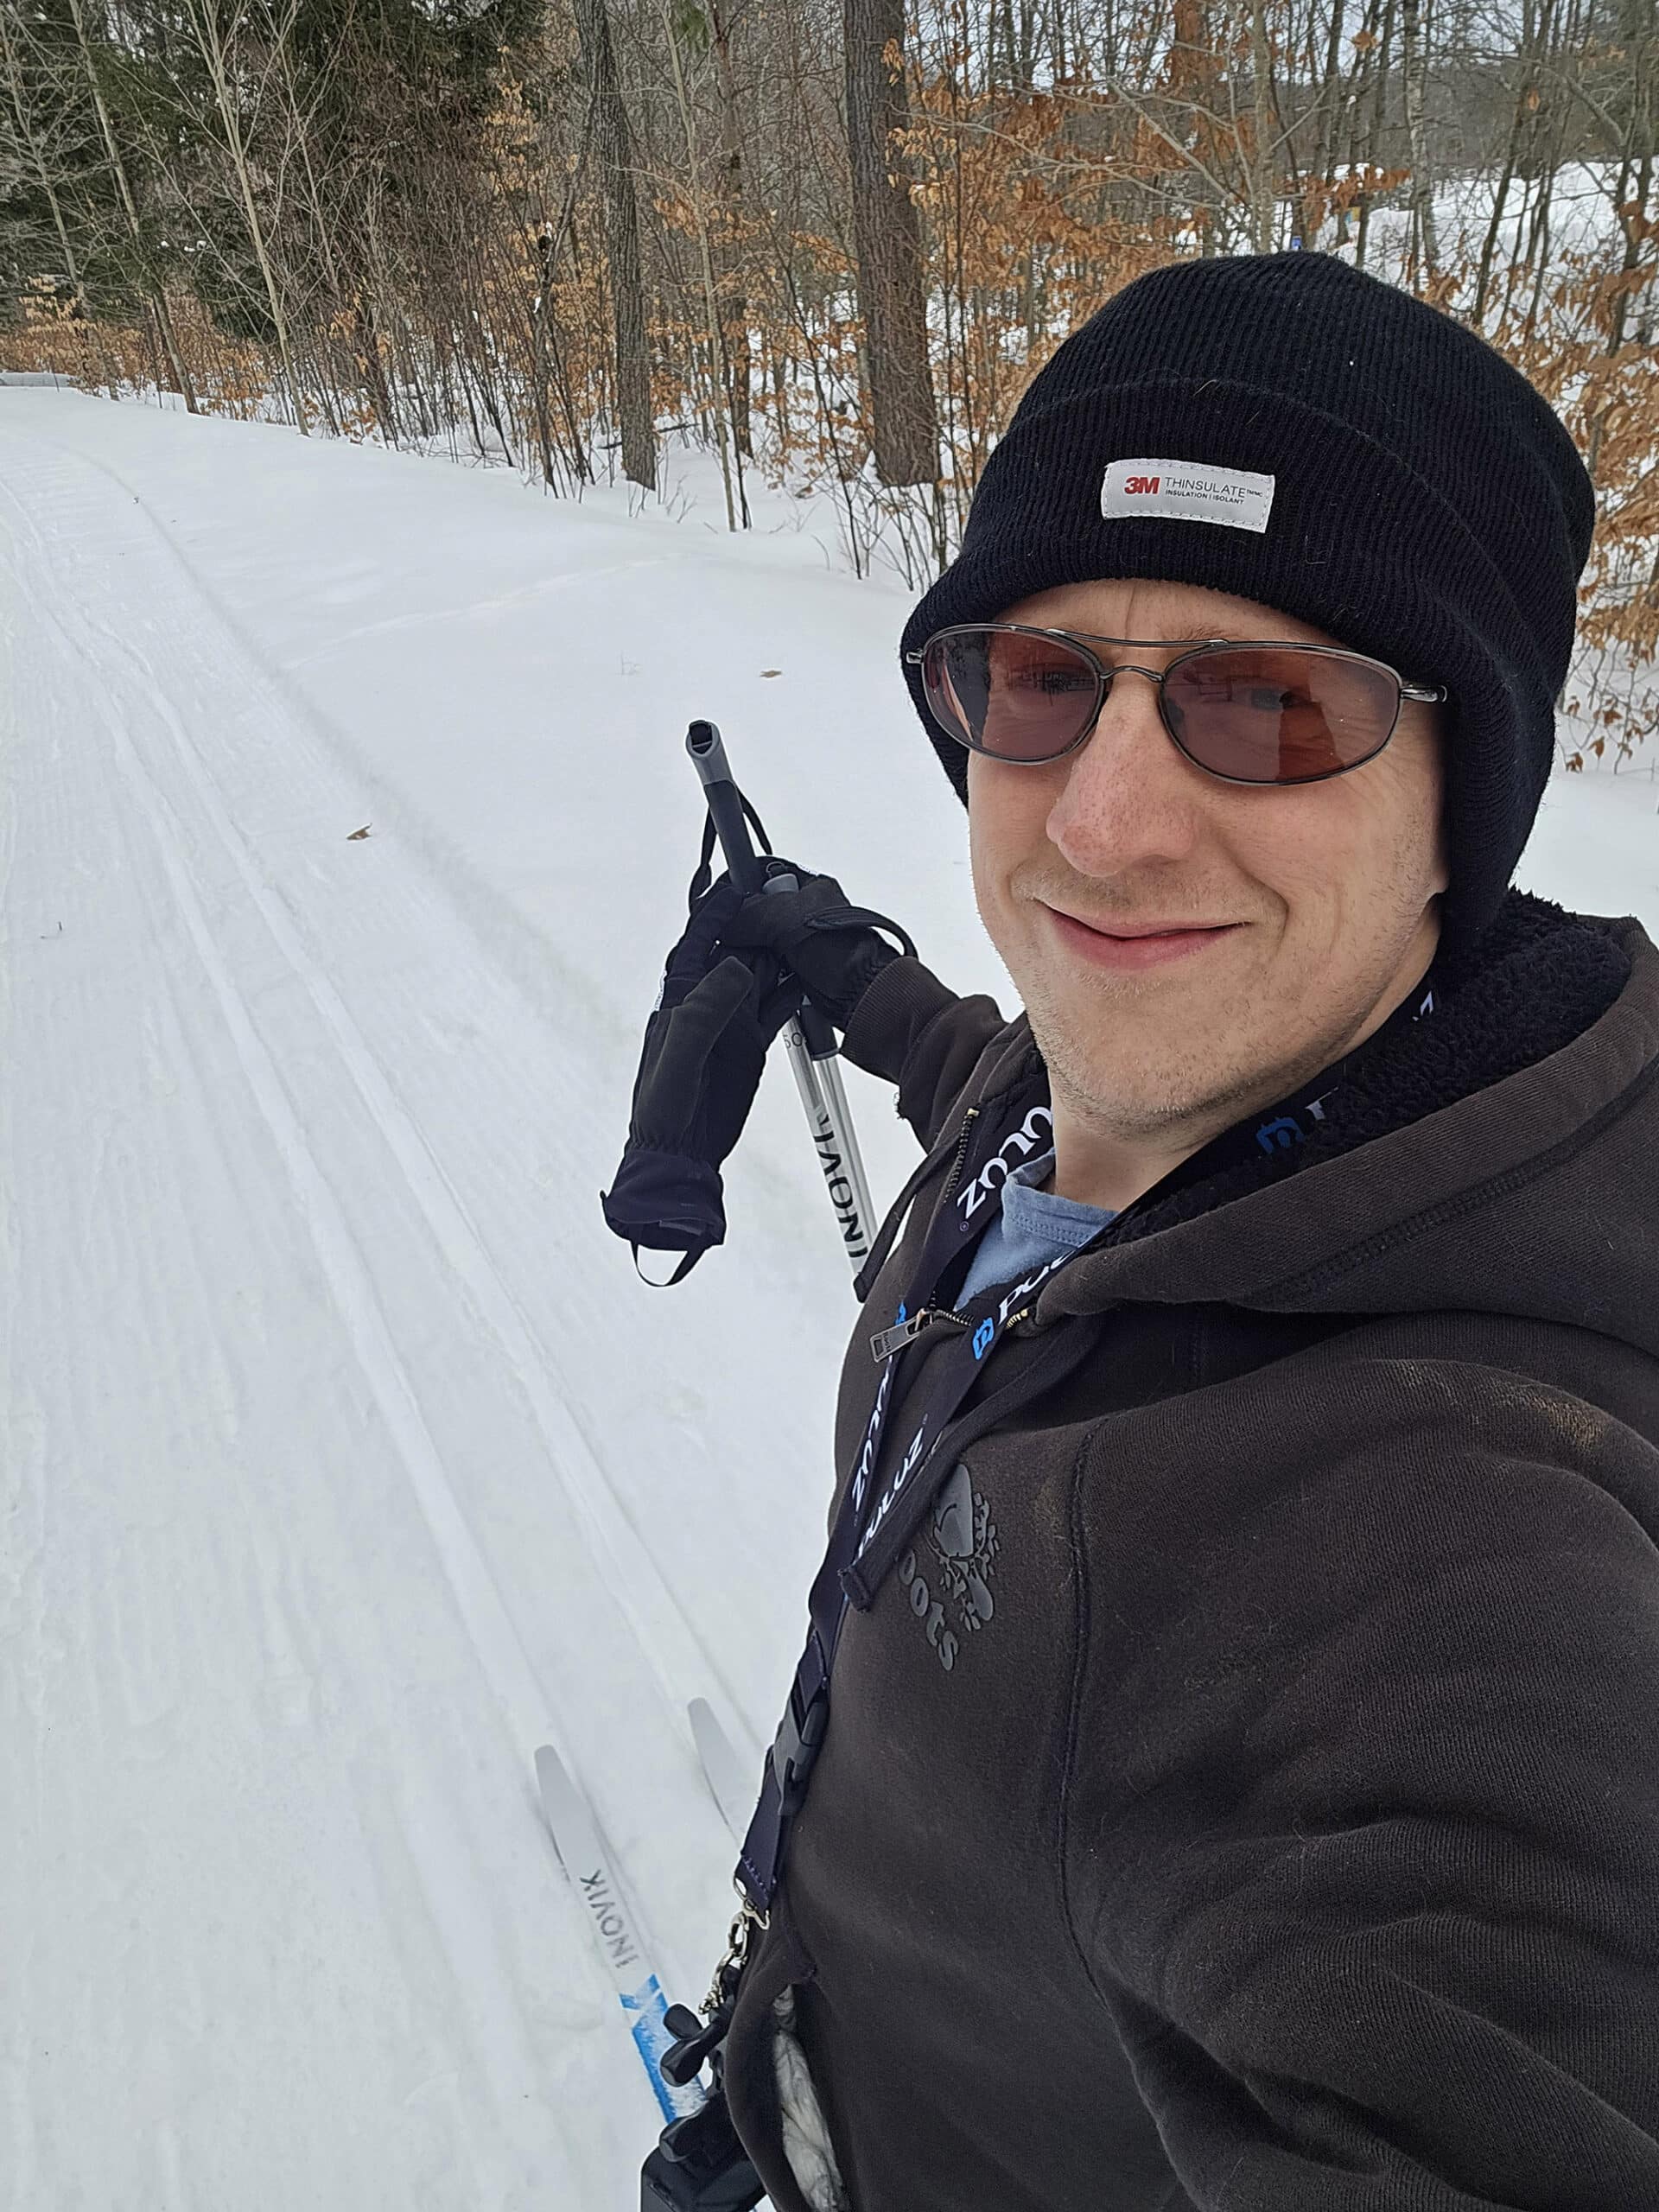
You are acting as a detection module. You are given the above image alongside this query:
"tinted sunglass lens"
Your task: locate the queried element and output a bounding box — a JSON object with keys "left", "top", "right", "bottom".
{"left": 1163, "top": 648, "right": 1399, "bottom": 782}
{"left": 925, "top": 630, "right": 1100, "bottom": 760}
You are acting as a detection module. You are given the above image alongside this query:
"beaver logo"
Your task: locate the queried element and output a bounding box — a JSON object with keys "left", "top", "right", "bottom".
{"left": 897, "top": 1462, "right": 998, "bottom": 1673}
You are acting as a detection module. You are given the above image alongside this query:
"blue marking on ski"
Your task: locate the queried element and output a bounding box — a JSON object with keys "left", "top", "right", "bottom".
{"left": 619, "top": 1974, "right": 691, "bottom": 2123}
{"left": 534, "top": 1744, "right": 704, "bottom": 2125}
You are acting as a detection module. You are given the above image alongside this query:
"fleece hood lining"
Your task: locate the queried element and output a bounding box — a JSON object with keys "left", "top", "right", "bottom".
{"left": 1010, "top": 890, "right": 1642, "bottom": 1321}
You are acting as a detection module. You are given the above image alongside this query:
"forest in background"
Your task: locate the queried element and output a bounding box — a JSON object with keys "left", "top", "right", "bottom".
{"left": 1, "top": 0, "right": 1655, "bottom": 755}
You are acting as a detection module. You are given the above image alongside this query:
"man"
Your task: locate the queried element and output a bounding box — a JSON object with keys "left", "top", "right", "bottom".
{"left": 620, "top": 253, "right": 1659, "bottom": 2209}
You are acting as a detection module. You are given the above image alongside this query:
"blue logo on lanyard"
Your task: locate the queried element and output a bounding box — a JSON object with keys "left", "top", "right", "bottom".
{"left": 1255, "top": 1114, "right": 1304, "bottom": 1154}
{"left": 972, "top": 1319, "right": 995, "bottom": 1361}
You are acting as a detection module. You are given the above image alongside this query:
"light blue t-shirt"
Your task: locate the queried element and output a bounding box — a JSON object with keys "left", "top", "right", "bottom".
{"left": 957, "top": 1148, "right": 1116, "bottom": 1306}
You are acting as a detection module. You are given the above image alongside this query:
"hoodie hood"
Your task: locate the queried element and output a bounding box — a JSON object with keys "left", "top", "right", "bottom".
{"left": 999, "top": 894, "right": 1659, "bottom": 1357}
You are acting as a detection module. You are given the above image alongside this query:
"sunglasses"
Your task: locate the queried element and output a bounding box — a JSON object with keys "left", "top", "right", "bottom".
{"left": 906, "top": 625, "right": 1446, "bottom": 786}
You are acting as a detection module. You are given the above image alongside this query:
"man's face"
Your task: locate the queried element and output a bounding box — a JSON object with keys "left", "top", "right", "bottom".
{"left": 966, "top": 577, "right": 1452, "bottom": 1150}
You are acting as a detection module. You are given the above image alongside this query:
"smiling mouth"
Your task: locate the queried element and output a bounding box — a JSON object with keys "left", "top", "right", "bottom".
{"left": 1042, "top": 906, "right": 1242, "bottom": 970}
{"left": 1046, "top": 906, "right": 1240, "bottom": 939}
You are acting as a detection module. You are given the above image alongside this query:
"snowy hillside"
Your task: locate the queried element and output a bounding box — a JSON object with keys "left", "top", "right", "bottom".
{"left": 2, "top": 389, "right": 1656, "bottom": 2210}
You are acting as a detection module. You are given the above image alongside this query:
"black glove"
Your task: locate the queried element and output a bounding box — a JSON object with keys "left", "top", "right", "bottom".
{"left": 718, "top": 867, "right": 918, "bottom": 1033}
{"left": 600, "top": 876, "right": 803, "bottom": 1283}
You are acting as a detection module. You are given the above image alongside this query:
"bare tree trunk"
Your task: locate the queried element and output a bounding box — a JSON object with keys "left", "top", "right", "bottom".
{"left": 60, "top": 0, "right": 198, "bottom": 409}
{"left": 1353, "top": 0, "right": 1395, "bottom": 269}
{"left": 708, "top": 0, "right": 753, "bottom": 458}
{"left": 531, "top": 120, "right": 597, "bottom": 484}
{"left": 1249, "top": 0, "right": 1278, "bottom": 251}
{"left": 1168, "top": 0, "right": 1224, "bottom": 252}
{"left": 843, "top": 0, "right": 938, "bottom": 486}
{"left": 279, "top": 37, "right": 395, "bottom": 437}
{"left": 1473, "top": 0, "right": 1548, "bottom": 326}
{"left": 179, "top": 0, "right": 307, "bottom": 427}
{"left": 358, "top": 181, "right": 410, "bottom": 440}
{"left": 655, "top": 0, "right": 742, "bottom": 526}
{"left": 574, "top": 0, "right": 656, "bottom": 490}
{"left": 1305, "top": 0, "right": 1349, "bottom": 245}
{"left": 1400, "top": 0, "right": 1440, "bottom": 279}
{"left": 1603, "top": 0, "right": 1656, "bottom": 351}
{"left": 0, "top": 12, "right": 94, "bottom": 321}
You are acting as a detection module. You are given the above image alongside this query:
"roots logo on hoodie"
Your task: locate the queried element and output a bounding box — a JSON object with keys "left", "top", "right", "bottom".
{"left": 897, "top": 1462, "right": 999, "bottom": 1674}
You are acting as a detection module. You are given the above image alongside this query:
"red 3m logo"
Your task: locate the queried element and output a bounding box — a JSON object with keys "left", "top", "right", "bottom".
{"left": 1124, "top": 474, "right": 1161, "bottom": 494}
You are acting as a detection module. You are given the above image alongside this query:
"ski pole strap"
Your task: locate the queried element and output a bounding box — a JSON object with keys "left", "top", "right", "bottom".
{"left": 688, "top": 798, "right": 773, "bottom": 911}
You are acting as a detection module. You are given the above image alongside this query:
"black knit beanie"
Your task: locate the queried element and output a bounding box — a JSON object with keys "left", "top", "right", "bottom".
{"left": 900, "top": 252, "right": 1596, "bottom": 955}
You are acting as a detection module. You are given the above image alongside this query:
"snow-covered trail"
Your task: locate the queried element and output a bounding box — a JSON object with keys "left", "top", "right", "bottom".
{"left": 0, "top": 428, "right": 784, "bottom": 2207}
{"left": 3, "top": 385, "right": 1655, "bottom": 2211}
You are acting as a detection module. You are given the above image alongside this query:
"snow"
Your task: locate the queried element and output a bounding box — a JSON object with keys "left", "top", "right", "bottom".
{"left": 1332, "top": 160, "right": 1630, "bottom": 274}
{"left": 2, "top": 387, "right": 1655, "bottom": 2210}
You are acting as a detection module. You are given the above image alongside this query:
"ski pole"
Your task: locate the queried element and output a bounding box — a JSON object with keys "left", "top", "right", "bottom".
{"left": 685, "top": 721, "right": 876, "bottom": 1277}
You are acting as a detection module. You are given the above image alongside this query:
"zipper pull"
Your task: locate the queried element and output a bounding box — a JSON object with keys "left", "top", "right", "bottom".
{"left": 869, "top": 1106, "right": 986, "bottom": 1363}
{"left": 869, "top": 1308, "right": 933, "bottom": 1362}
{"left": 869, "top": 1306, "right": 973, "bottom": 1363}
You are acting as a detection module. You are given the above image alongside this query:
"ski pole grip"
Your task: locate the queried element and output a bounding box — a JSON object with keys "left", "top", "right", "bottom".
{"left": 686, "top": 723, "right": 842, "bottom": 1058}
{"left": 686, "top": 720, "right": 765, "bottom": 897}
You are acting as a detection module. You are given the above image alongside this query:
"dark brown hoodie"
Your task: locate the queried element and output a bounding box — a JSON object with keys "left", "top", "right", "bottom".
{"left": 723, "top": 892, "right": 1659, "bottom": 2212}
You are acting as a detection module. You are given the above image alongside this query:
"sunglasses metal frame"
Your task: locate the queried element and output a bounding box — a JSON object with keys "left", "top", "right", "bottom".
{"left": 905, "top": 624, "right": 1448, "bottom": 786}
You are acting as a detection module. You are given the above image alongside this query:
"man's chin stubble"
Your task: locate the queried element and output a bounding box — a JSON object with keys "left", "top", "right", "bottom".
{"left": 1027, "top": 1001, "right": 1264, "bottom": 1142}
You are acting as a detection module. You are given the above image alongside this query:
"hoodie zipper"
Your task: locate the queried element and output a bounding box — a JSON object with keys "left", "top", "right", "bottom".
{"left": 867, "top": 1108, "right": 981, "bottom": 1362}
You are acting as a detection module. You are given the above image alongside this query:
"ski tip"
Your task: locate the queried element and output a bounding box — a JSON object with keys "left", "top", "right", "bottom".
{"left": 532, "top": 1742, "right": 561, "bottom": 1792}
{"left": 686, "top": 1699, "right": 755, "bottom": 1847}
{"left": 533, "top": 1744, "right": 575, "bottom": 1835}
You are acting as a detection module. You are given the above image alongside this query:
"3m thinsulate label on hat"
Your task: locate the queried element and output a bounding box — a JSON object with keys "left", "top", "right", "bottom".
{"left": 1101, "top": 458, "right": 1275, "bottom": 534}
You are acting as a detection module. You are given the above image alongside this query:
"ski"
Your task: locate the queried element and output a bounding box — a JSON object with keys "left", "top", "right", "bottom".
{"left": 688, "top": 1698, "right": 757, "bottom": 1846}
{"left": 534, "top": 1744, "right": 705, "bottom": 2126}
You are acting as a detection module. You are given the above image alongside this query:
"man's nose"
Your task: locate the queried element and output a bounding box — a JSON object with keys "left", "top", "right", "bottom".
{"left": 1044, "top": 666, "right": 1208, "bottom": 878}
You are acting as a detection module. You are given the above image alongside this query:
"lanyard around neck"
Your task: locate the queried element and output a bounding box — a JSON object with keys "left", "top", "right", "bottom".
{"left": 735, "top": 969, "right": 1441, "bottom": 1913}
{"left": 737, "top": 1075, "right": 1087, "bottom": 1911}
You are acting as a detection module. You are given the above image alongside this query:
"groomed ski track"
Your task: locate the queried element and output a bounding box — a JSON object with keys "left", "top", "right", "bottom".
{"left": 0, "top": 403, "right": 908, "bottom": 2209}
